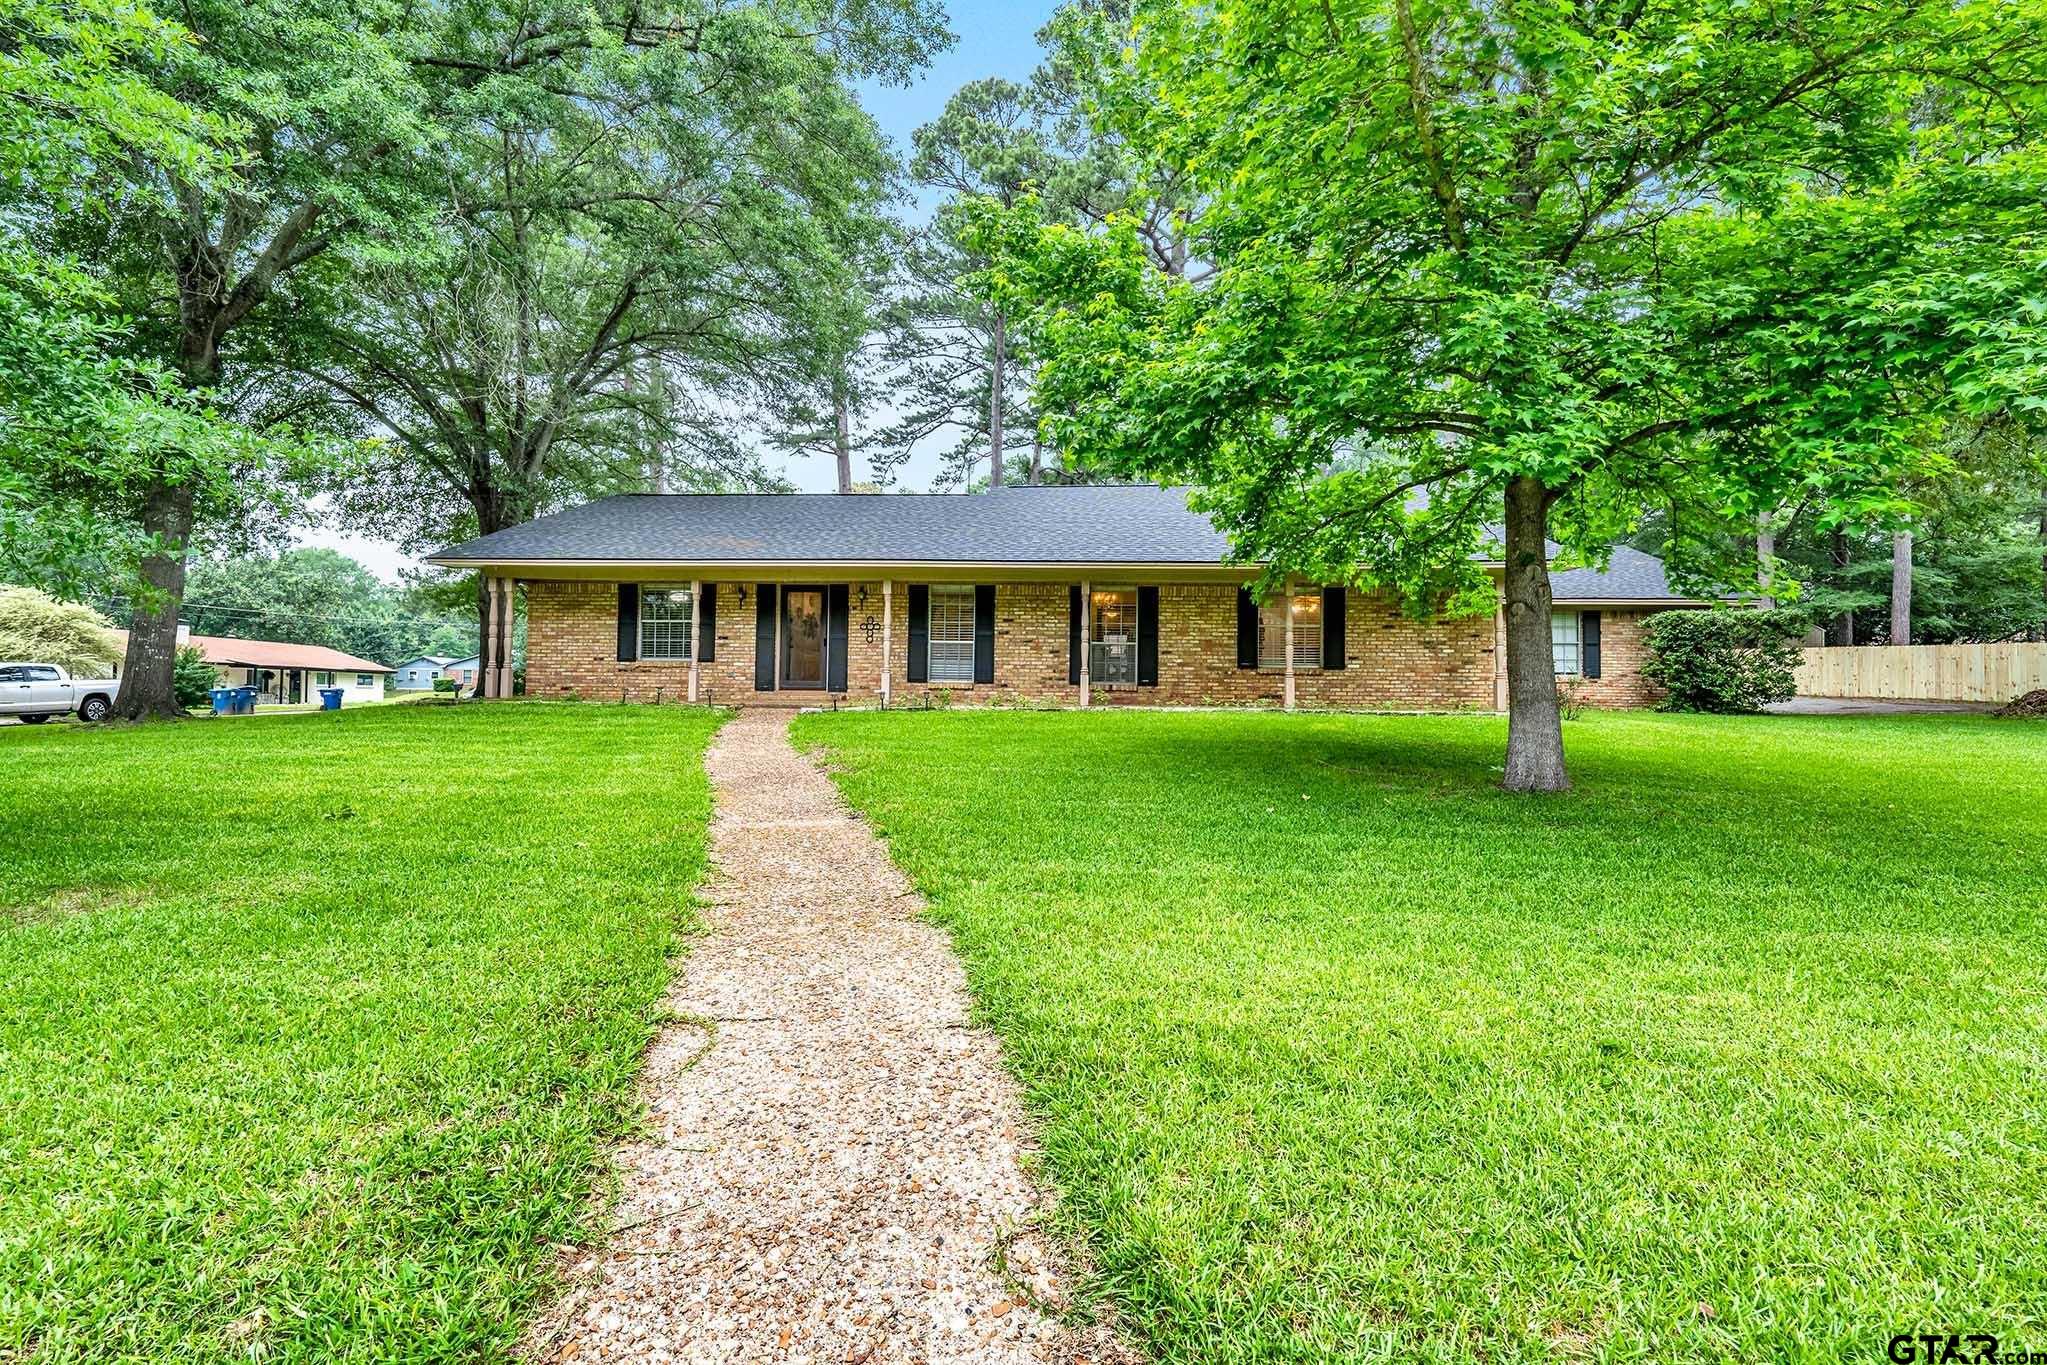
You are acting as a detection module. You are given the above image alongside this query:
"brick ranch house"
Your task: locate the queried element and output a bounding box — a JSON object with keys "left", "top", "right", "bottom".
{"left": 426, "top": 485, "right": 1704, "bottom": 710}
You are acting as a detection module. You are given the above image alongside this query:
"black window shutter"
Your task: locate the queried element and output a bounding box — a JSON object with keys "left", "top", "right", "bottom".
{"left": 697, "top": 583, "right": 716, "bottom": 662}
{"left": 828, "top": 584, "right": 850, "bottom": 692}
{"left": 617, "top": 584, "right": 639, "bottom": 662}
{"left": 754, "top": 584, "right": 777, "bottom": 691}
{"left": 1322, "top": 586, "right": 1346, "bottom": 669}
{"left": 1235, "top": 587, "right": 1257, "bottom": 669}
{"left": 1581, "top": 610, "right": 1602, "bottom": 678}
{"left": 1137, "top": 586, "right": 1160, "bottom": 686}
{"left": 1068, "top": 586, "right": 1082, "bottom": 684}
{"left": 907, "top": 584, "right": 929, "bottom": 683}
{"left": 973, "top": 584, "right": 995, "bottom": 684}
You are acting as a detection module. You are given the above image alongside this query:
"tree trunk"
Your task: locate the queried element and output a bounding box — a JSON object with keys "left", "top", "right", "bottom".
{"left": 2035, "top": 496, "right": 2046, "bottom": 642}
{"left": 834, "top": 375, "right": 853, "bottom": 494}
{"left": 1890, "top": 530, "right": 1912, "bottom": 645}
{"left": 987, "top": 311, "right": 1005, "bottom": 490}
{"left": 113, "top": 480, "right": 197, "bottom": 719}
{"left": 1501, "top": 476, "right": 1568, "bottom": 793}
{"left": 1029, "top": 435, "right": 1042, "bottom": 486}
{"left": 1756, "top": 510, "right": 1776, "bottom": 608}
{"left": 1827, "top": 528, "right": 1855, "bottom": 647}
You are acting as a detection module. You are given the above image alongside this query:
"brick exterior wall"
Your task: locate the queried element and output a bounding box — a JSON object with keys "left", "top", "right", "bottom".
{"left": 523, "top": 578, "right": 1661, "bottom": 709}
{"left": 1560, "top": 608, "right": 1662, "bottom": 708}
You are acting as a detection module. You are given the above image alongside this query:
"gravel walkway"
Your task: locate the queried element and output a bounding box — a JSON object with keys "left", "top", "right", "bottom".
{"left": 529, "top": 708, "right": 1131, "bottom": 1365}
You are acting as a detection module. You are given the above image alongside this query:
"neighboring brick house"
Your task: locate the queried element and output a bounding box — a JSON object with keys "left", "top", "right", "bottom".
{"left": 427, "top": 486, "right": 1704, "bottom": 710}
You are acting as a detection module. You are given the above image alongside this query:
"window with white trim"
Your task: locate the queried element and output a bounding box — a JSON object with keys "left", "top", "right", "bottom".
{"left": 1257, "top": 593, "right": 1323, "bottom": 669}
{"left": 1551, "top": 610, "right": 1580, "bottom": 676}
{"left": 927, "top": 585, "right": 975, "bottom": 682}
{"left": 356, "top": 674, "right": 374, "bottom": 688}
{"left": 1090, "top": 588, "right": 1138, "bottom": 684}
{"left": 639, "top": 585, "right": 694, "bottom": 660}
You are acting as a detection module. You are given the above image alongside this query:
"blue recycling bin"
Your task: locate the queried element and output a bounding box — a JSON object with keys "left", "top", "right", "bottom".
{"left": 318, "top": 687, "right": 344, "bottom": 711}
{"left": 233, "top": 686, "right": 258, "bottom": 715}
{"left": 209, "top": 686, "right": 234, "bottom": 715}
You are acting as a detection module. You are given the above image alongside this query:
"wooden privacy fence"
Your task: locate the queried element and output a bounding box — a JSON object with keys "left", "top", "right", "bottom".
{"left": 1795, "top": 642, "right": 2047, "bottom": 703}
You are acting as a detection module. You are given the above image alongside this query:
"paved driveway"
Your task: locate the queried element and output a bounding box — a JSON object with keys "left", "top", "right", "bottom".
{"left": 1766, "top": 697, "right": 2001, "bottom": 715}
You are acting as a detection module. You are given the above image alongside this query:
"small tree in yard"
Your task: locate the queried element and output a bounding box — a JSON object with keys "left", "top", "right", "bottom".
{"left": 0, "top": 587, "right": 121, "bottom": 675}
{"left": 1643, "top": 610, "right": 1811, "bottom": 714}
{"left": 969, "top": 0, "right": 2045, "bottom": 790}
{"left": 170, "top": 646, "right": 218, "bottom": 711}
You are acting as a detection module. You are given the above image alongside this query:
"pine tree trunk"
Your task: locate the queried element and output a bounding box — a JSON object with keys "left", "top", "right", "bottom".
{"left": 2035, "top": 497, "right": 2046, "bottom": 641}
{"left": 1756, "top": 510, "right": 1775, "bottom": 608}
{"left": 1890, "top": 530, "right": 1912, "bottom": 645}
{"left": 1029, "top": 436, "right": 1042, "bottom": 486}
{"left": 987, "top": 312, "right": 1005, "bottom": 489}
{"left": 1502, "top": 475, "right": 1568, "bottom": 793}
{"left": 112, "top": 480, "right": 197, "bottom": 719}
{"left": 1827, "top": 528, "right": 1855, "bottom": 647}
{"left": 834, "top": 376, "right": 853, "bottom": 494}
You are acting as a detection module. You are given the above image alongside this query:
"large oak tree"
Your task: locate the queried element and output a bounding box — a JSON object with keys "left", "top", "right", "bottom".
{"left": 973, "top": 0, "right": 2045, "bottom": 789}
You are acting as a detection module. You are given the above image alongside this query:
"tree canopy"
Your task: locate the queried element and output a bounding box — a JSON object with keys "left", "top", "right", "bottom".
{"left": 971, "top": 0, "right": 2047, "bottom": 788}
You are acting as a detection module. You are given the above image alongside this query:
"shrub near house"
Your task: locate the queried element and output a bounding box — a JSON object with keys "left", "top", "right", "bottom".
{"left": 1643, "top": 609, "right": 1810, "bottom": 713}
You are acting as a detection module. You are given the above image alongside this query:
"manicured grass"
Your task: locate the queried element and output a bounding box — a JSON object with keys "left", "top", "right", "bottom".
{"left": 0, "top": 702, "right": 722, "bottom": 1361}
{"left": 794, "top": 708, "right": 2047, "bottom": 1364}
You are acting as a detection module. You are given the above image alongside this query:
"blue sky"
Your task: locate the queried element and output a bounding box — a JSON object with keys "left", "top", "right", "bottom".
{"left": 307, "top": 2, "right": 1058, "bottom": 577}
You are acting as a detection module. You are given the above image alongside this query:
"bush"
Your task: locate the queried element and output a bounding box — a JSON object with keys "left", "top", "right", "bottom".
{"left": 1643, "top": 609, "right": 1809, "bottom": 713}
{"left": 171, "top": 646, "right": 218, "bottom": 710}
{"left": 432, "top": 677, "right": 457, "bottom": 694}
{"left": 0, "top": 586, "right": 121, "bottom": 674}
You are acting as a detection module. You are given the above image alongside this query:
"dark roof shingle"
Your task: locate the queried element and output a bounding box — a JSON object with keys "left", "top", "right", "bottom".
{"left": 430, "top": 486, "right": 1699, "bottom": 602}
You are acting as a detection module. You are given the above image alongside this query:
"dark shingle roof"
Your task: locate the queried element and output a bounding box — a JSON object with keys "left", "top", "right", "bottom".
{"left": 431, "top": 486, "right": 1234, "bottom": 565}
{"left": 1548, "top": 546, "right": 1690, "bottom": 601}
{"left": 430, "top": 486, "right": 1698, "bottom": 602}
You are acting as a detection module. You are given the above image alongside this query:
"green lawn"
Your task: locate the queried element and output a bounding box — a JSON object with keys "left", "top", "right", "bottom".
{"left": 794, "top": 708, "right": 2047, "bottom": 1364}
{"left": 0, "top": 703, "right": 722, "bottom": 1362}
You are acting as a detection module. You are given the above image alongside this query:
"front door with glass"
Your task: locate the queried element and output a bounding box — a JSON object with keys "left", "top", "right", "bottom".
{"left": 1090, "top": 588, "right": 1138, "bottom": 685}
{"left": 782, "top": 588, "right": 826, "bottom": 688}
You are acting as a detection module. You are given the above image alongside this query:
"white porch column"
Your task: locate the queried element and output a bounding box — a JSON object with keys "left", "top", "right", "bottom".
{"left": 1078, "top": 579, "right": 1091, "bottom": 708}
{"left": 496, "top": 578, "right": 515, "bottom": 699}
{"left": 881, "top": 579, "right": 893, "bottom": 707}
{"left": 687, "top": 578, "right": 702, "bottom": 702}
{"left": 1283, "top": 580, "right": 1297, "bottom": 711}
{"left": 482, "top": 576, "right": 503, "bottom": 699}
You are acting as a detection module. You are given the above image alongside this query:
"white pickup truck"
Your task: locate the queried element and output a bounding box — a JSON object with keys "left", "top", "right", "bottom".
{"left": 0, "top": 662, "right": 119, "bottom": 723}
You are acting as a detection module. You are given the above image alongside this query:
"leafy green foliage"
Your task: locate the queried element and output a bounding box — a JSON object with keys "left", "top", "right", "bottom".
{"left": 158, "top": 549, "right": 476, "bottom": 669}
{"left": 169, "top": 644, "right": 217, "bottom": 709}
{"left": 313, "top": 0, "right": 947, "bottom": 549}
{"left": 0, "top": 586, "right": 120, "bottom": 673}
{"left": 1642, "top": 609, "right": 1809, "bottom": 713}
{"left": 0, "top": 2, "right": 311, "bottom": 597}
{"left": 964, "top": 0, "right": 2047, "bottom": 783}
{"left": 975, "top": 0, "right": 2045, "bottom": 594}
{"left": 799, "top": 708, "right": 2047, "bottom": 1362}
{"left": 0, "top": 704, "right": 722, "bottom": 1357}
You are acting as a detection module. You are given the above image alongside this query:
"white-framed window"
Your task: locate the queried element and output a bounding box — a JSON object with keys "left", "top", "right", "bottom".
{"left": 1551, "top": 610, "right": 1580, "bottom": 676}
{"left": 1258, "top": 593, "right": 1323, "bottom": 670}
{"left": 356, "top": 674, "right": 374, "bottom": 688}
{"left": 1090, "top": 587, "right": 1138, "bottom": 684}
{"left": 927, "top": 585, "right": 975, "bottom": 682}
{"left": 640, "top": 585, "right": 694, "bottom": 661}
{"left": 315, "top": 671, "right": 334, "bottom": 686}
